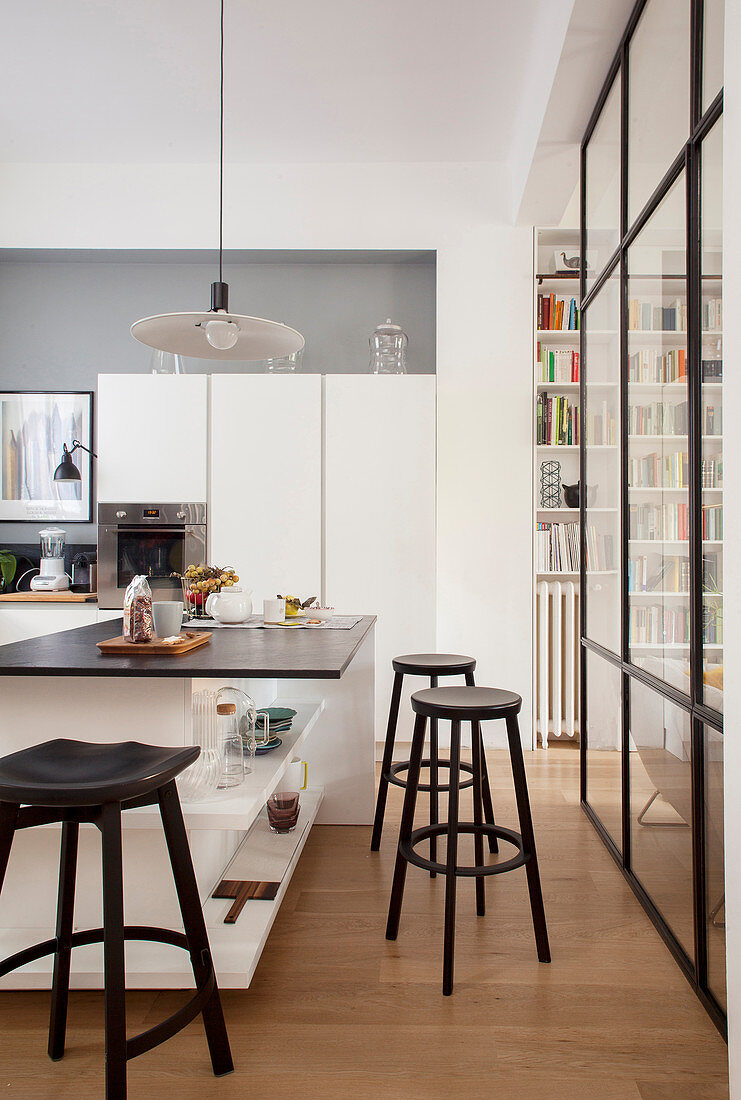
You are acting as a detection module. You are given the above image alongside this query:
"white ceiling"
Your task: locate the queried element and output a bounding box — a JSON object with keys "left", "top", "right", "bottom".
{"left": 1, "top": 0, "right": 573, "bottom": 165}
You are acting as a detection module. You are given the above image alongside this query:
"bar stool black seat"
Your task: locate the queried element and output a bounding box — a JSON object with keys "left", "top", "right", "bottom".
{"left": 0, "top": 738, "right": 233, "bottom": 1099}
{"left": 371, "top": 654, "right": 497, "bottom": 869}
{"left": 386, "top": 686, "right": 550, "bottom": 995}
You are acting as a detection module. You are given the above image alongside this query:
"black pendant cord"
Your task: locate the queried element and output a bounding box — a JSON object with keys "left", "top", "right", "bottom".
{"left": 218, "top": 0, "right": 224, "bottom": 285}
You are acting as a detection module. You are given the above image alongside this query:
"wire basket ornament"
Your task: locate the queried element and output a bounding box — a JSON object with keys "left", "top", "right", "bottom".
{"left": 540, "top": 460, "right": 562, "bottom": 508}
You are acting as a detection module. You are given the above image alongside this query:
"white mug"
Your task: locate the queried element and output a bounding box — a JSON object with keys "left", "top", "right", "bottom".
{"left": 278, "top": 759, "right": 308, "bottom": 794}
{"left": 264, "top": 597, "right": 286, "bottom": 624}
{"left": 152, "top": 601, "right": 184, "bottom": 638}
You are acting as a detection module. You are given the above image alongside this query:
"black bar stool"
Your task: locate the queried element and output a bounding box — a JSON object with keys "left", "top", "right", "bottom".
{"left": 0, "top": 738, "right": 234, "bottom": 1099}
{"left": 371, "top": 654, "right": 497, "bottom": 872}
{"left": 385, "top": 686, "right": 550, "bottom": 995}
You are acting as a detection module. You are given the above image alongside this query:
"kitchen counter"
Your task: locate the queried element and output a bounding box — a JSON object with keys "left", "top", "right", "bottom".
{"left": 0, "top": 614, "right": 376, "bottom": 991}
{"left": 0, "top": 591, "right": 97, "bottom": 603}
{"left": 0, "top": 615, "right": 375, "bottom": 678}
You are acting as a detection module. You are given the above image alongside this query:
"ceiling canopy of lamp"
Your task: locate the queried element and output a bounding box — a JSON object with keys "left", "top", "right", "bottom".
{"left": 130, "top": 0, "right": 304, "bottom": 363}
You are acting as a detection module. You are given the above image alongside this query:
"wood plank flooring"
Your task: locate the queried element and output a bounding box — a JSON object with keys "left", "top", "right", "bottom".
{"left": 0, "top": 746, "right": 729, "bottom": 1098}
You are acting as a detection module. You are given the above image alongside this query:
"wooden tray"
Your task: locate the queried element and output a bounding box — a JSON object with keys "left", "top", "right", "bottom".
{"left": 97, "top": 631, "right": 212, "bottom": 656}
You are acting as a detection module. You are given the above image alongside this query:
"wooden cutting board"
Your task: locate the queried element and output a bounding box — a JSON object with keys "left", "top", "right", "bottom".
{"left": 0, "top": 592, "right": 98, "bottom": 603}
{"left": 97, "top": 630, "right": 212, "bottom": 655}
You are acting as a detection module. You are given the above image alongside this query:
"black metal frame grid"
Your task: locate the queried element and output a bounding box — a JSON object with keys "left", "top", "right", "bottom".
{"left": 578, "top": 0, "right": 725, "bottom": 1036}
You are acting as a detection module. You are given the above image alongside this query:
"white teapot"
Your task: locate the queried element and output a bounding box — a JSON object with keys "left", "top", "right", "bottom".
{"left": 205, "top": 586, "right": 253, "bottom": 624}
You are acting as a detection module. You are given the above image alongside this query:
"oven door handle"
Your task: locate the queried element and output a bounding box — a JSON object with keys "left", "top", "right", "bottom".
{"left": 114, "top": 526, "right": 188, "bottom": 536}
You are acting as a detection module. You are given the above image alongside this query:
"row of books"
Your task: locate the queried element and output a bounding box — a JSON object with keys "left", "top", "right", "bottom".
{"left": 628, "top": 348, "right": 686, "bottom": 383}
{"left": 629, "top": 605, "right": 690, "bottom": 645}
{"left": 628, "top": 298, "right": 686, "bottom": 332}
{"left": 703, "top": 504, "right": 723, "bottom": 541}
{"left": 703, "top": 611, "right": 723, "bottom": 645}
{"left": 537, "top": 345, "right": 579, "bottom": 382}
{"left": 537, "top": 294, "right": 580, "bottom": 331}
{"left": 703, "top": 405, "right": 722, "bottom": 436}
{"left": 536, "top": 394, "right": 579, "bottom": 446}
{"left": 702, "top": 358, "right": 722, "bottom": 381}
{"left": 702, "top": 298, "right": 723, "bottom": 331}
{"left": 535, "top": 522, "right": 614, "bottom": 572}
{"left": 702, "top": 457, "right": 723, "bottom": 488}
{"left": 628, "top": 401, "right": 688, "bottom": 436}
{"left": 628, "top": 451, "right": 688, "bottom": 488}
{"left": 584, "top": 405, "right": 617, "bottom": 446}
{"left": 628, "top": 554, "right": 690, "bottom": 594}
{"left": 630, "top": 502, "right": 689, "bottom": 541}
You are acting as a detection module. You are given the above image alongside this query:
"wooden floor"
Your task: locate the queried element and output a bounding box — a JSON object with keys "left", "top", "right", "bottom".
{"left": 0, "top": 746, "right": 729, "bottom": 1098}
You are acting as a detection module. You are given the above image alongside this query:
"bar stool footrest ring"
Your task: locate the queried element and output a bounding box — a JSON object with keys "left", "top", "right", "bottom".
{"left": 0, "top": 925, "right": 216, "bottom": 1062}
{"left": 400, "top": 823, "right": 528, "bottom": 877}
{"left": 387, "top": 759, "right": 475, "bottom": 793}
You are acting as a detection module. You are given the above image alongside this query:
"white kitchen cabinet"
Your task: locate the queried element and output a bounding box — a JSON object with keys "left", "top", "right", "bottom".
{"left": 97, "top": 375, "right": 208, "bottom": 503}
{"left": 324, "top": 375, "right": 436, "bottom": 743}
{"left": 0, "top": 606, "right": 98, "bottom": 648}
{"left": 209, "top": 375, "right": 322, "bottom": 609}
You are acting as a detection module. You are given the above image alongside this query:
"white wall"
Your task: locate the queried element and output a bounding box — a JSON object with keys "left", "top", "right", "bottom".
{"left": 723, "top": 0, "right": 739, "bottom": 1088}
{"left": 0, "top": 159, "right": 534, "bottom": 745}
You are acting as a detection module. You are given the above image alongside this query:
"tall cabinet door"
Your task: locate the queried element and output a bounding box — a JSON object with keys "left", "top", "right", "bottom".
{"left": 97, "top": 375, "right": 208, "bottom": 502}
{"left": 210, "top": 375, "right": 322, "bottom": 609}
{"left": 325, "top": 375, "right": 436, "bottom": 742}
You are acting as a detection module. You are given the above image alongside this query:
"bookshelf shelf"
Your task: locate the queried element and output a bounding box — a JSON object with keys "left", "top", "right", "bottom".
{"left": 629, "top": 539, "right": 722, "bottom": 547}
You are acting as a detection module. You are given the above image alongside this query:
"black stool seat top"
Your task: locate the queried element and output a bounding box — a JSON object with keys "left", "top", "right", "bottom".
{"left": 392, "top": 653, "right": 476, "bottom": 677}
{"left": 411, "top": 686, "right": 522, "bottom": 721}
{"left": 0, "top": 739, "right": 199, "bottom": 807}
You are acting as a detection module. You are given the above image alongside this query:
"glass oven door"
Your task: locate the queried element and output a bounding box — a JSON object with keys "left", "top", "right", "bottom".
{"left": 116, "top": 527, "right": 184, "bottom": 594}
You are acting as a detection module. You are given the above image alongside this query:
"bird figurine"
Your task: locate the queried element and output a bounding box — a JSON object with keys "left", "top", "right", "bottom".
{"left": 560, "top": 251, "right": 590, "bottom": 272}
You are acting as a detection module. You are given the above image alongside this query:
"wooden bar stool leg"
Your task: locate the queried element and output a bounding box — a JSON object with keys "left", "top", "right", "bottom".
{"left": 470, "top": 721, "right": 486, "bottom": 917}
{"left": 158, "top": 782, "right": 234, "bottom": 1077}
{"left": 100, "top": 803, "right": 128, "bottom": 1100}
{"left": 505, "top": 714, "right": 551, "bottom": 963}
{"left": 464, "top": 672, "right": 497, "bottom": 851}
{"left": 386, "top": 712, "right": 427, "bottom": 940}
{"left": 429, "top": 673, "right": 439, "bottom": 878}
{"left": 371, "top": 671, "right": 404, "bottom": 851}
{"left": 48, "top": 821, "right": 79, "bottom": 1061}
{"left": 443, "top": 719, "right": 462, "bottom": 995}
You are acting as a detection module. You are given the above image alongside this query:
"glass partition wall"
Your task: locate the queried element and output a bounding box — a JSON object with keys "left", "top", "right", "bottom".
{"left": 580, "top": 0, "right": 724, "bottom": 1032}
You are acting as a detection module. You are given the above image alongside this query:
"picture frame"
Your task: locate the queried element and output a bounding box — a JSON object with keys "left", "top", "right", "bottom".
{"left": 0, "top": 391, "right": 94, "bottom": 522}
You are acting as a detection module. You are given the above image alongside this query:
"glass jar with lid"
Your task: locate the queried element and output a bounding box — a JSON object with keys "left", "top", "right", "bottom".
{"left": 216, "top": 702, "right": 245, "bottom": 788}
{"left": 368, "top": 319, "right": 408, "bottom": 374}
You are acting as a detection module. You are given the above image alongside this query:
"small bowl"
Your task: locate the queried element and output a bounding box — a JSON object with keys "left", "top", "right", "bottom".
{"left": 308, "top": 607, "right": 334, "bottom": 622}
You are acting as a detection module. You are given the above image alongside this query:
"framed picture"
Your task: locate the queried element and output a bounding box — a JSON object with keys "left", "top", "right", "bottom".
{"left": 0, "top": 391, "right": 94, "bottom": 522}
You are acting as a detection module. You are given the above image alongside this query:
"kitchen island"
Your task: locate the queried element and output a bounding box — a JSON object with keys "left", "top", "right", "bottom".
{"left": 0, "top": 616, "right": 375, "bottom": 989}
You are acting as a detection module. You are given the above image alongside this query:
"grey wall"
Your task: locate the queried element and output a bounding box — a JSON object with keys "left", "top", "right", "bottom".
{"left": 0, "top": 250, "right": 435, "bottom": 544}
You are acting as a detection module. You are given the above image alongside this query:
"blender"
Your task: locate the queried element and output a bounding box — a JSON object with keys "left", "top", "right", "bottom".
{"left": 30, "top": 527, "right": 70, "bottom": 592}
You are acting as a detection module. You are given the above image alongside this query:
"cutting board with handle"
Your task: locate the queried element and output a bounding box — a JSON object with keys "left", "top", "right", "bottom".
{"left": 97, "top": 630, "right": 212, "bottom": 656}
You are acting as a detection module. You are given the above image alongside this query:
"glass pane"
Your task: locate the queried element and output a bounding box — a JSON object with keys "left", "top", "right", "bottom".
{"left": 585, "top": 651, "right": 623, "bottom": 852}
{"left": 703, "top": 0, "right": 724, "bottom": 112}
{"left": 117, "top": 528, "right": 184, "bottom": 593}
{"left": 705, "top": 724, "right": 725, "bottom": 1010}
{"left": 585, "top": 76, "right": 621, "bottom": 293}
{"left": 701, "top": 121, "right": 723, "bottom": 711}
{"left": 627, "top": 174, "right": 689, "bottom": 686}
{"left": 628, "top": 0, "right": 690, "bottom": 225}
{"left": 629, "top": 680, "right": 693, "bottom": 956}
{"left": 584, "top": 271, "right": 620, "bottom": 652}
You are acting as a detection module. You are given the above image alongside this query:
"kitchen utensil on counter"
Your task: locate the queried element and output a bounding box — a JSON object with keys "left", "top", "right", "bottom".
{"left": 263, "top": 597, "right": 285, "bottom": 624}
{"left": 30, "top": 527, "right": 70, "bottom": 592}
{"left": 368, "top": 318, "right": 408, "bottom": 374}
{"left": 216, "top": 702, "right": 245, "bottom": 789}
{"left": 70, "top": 551, "right": 97, "bottom": 593}
{"left": 206, "top": 587, "right": 253, "bottom": 623}
{"left": 153, "top": 600, "right": 185, "bottom": 638}
{"left": 97, "top": 631, "right": 212, "bottom": 656}
{"left": 306, "top": 606, "right": 334, "bottom": 622}
{"left": 178, "top": 690, "right": 222, "bottom": 802}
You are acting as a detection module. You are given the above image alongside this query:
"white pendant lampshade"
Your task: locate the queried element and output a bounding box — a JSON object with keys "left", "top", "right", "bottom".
{"left": 130, "top": 0, "right": 304, "bottom": 363}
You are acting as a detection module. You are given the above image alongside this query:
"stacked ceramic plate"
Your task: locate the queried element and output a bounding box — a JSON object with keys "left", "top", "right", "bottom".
{"left": 255, "top": 707, "right": 297, "bottom": 754}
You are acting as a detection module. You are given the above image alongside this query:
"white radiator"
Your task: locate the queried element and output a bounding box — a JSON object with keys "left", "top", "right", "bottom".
{"left": 536, "top": 580, "right": 580, "bottom": 748}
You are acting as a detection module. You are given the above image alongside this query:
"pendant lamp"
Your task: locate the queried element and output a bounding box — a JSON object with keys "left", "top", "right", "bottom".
{"left": 131, "top": 0, "right": 304, "bottom": 362}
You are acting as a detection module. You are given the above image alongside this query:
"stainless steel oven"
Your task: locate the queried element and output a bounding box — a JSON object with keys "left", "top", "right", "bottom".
{"left": 98, "top": 503, "right": 206, "bottom": 609}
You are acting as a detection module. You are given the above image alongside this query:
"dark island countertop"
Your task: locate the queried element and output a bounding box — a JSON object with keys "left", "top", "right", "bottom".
{"left": 0, "top": 616, "right": 376, "bottom": 679}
